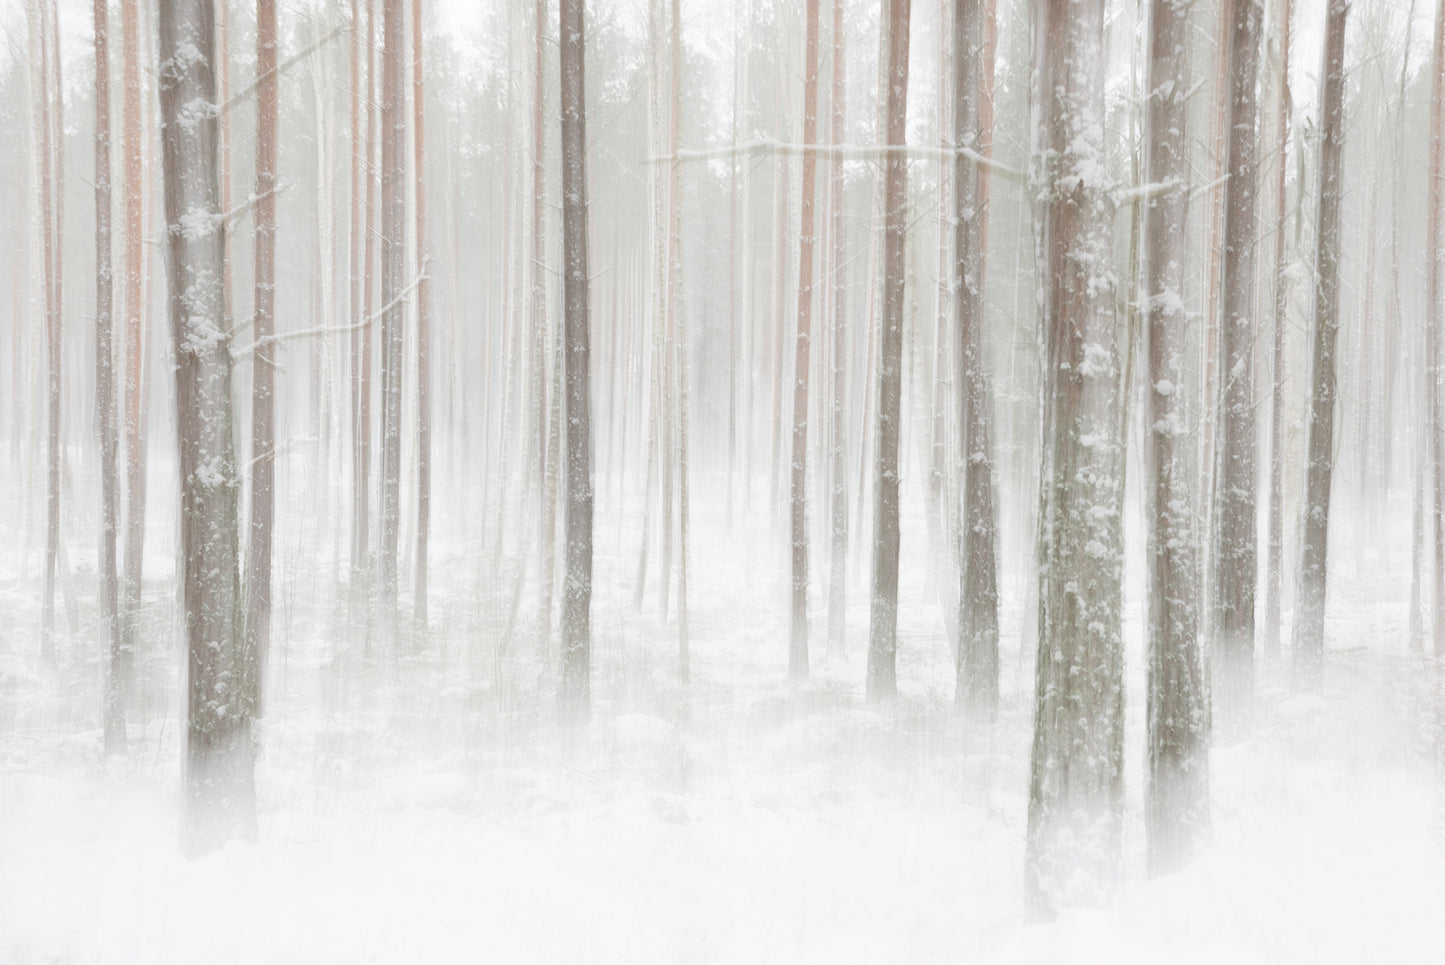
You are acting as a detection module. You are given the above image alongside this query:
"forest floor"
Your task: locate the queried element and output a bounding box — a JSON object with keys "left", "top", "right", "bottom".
{"left": 3, "top": 462, "right": 1444, "bottom": 963}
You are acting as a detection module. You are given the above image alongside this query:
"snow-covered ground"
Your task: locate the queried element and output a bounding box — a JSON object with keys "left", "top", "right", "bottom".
{"left": 3, "top": 459, "right": 1443, "bottom": 963}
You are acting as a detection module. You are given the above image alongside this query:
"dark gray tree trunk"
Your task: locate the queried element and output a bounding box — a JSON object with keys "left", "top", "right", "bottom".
{"left": 558, "top": 0, "right": 594, "bottom": 722}
{"left": 1291, "top": 0, "right": 1350, "bottom": 690}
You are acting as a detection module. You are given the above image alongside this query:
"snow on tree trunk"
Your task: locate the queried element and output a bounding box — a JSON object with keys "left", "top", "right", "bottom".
{"left": 1143, "top": 0, "right": 1208, "bottom": 876}
{"left": 953, "top": 0, "right": 1000, "bottom": 722}
{"left": 1292, "top": 0, "right": 1350, "bottom": 691}
{"left": 244, "top": 0, "right": 278, "bottom": 717}
{"left": 1264, "top": 0, "right": 1293, "bottom": 660}
{"left": 1212, "top": 0, "right": 1264, "bottom": 735}
{"left": 158, "top": 0, "right": 256, "bottom": 854}
{"left": 558, "top": 0, "right": 594, "bottom": 723}
{"left": 866, "top": 0, "right": 911, "bottom": 703}
{"left": 1024, "top": 0, "right": 1126, "bottom": 919}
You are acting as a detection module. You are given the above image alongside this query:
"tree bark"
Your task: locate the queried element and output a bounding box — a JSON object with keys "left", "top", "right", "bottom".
{"left": 1143, "top": 0, "right": 1208, "bottom": 875}
{"left": 245, "top": 0, "right": 278, "bottom": 718}
{"left": 558, "top": 0, "right": 594, "bottom": 722}
{"left": 378, "top": 0, "right": 406, "bottom": 629}
{"left": 1291, "top": 0, "right": 1350, "bottom": 690}
{"left": 790, "top": 0, "right": 822, "bottom": 681}
{"left": 413, "top": 0, "right": 433, "bottom": 631}
{"left": 119, "top": 0, "right": 145, "bottom": 698}
{"left": 1213, "top": 0, "right": 1263, "bottom": 733}
{"left": 953, "top": 0, "right": 1000, "bottom": 722}
{"left": 1264, "top": 0, "right": 1292, "bottom": 659}
{"left": 826, "top": 0, "right": 849, "bottom": 654}
{"left": 159, "top": 0, "right": 255, "bottom": 854}
{"left": 1430, "top": 0, "right": 1445, "bottom": 658}
{"left": 95, "top": 0, "right": 125, "bottom": 755}
{"left": 1024, "top": 0, "right": 1125, "bottom": 920}
{"left": 866, "top": 0, "right": 911, "bottom": 703}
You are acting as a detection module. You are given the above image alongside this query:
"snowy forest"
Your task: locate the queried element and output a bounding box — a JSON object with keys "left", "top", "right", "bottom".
{"left": 2, "top": 0, "right": 1444, "bottom": 959}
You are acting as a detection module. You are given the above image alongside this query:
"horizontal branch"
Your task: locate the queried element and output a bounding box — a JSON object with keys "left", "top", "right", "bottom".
{"left": 231, "top": 272, "right": 425, "bottom": 361}
{"left": 649, "top": 137, "right": 1026, "bottom": 183}
{"left": 222, "top": 23, "right": 349, "bottom": 114}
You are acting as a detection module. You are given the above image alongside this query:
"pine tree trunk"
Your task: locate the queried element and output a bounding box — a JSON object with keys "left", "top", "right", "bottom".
{"left": 1024, "top": 0, "right": 1125, "bottom": 920}
{"left": 160, "top": 0, "right": 255, "bottom": 854}
{"left": 245, "top": 0, "right": 278, "bottom": 719}
{"left": 94, "top": 0, "right": 125, "bottom": 755}
{"left": 790, "top": 0, "right": 822, "bottom": 681}
{"left": 669, "top": 0, "right": 691, "bottom": 676}
{"left": 1213, "top": 0, "right": 1263, "bottom": 733}
{"left": 953, "top": 0, "right": 1000, "bottom": 722}
{"left": 558, "top": 0, "right": 594, "bottom": 722}
{"left": 826, "top": 0, "right": 849, "bottom": 654}
{"left": 378, "top": 0, "right": 406, "bottom": 630}
{"left": 1291, "top": 0, "right": 1350, "bottom": 690}
{"left": 866, "top": 0, "right": 911, "bottom": 703}
{"left": 1265, "top": 0, "right": 1292, "bottom": 660}
{"left": 1143, "top": 0, "right": 1208, "bottom": 875}
{"left": 413, "top": 0, "right": 432, "bottom": 631}
{"left": 120, "top": 0, "right": 147, "bottom": 687}
{"left": 1423, "top": 0, "right": 1445, "bottom": 659}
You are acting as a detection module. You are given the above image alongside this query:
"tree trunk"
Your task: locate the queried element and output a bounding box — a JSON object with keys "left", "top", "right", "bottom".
{"left": 1421, "top": 0, "right": 1445, "bottom": 655}
{"left": 159, "top": 0, "right": 255, "bottom": 854}
{"left": 378, "top": 0, "right": 406, "bottom": 631}
{"left": 866, "top": 0, "right": 911, "bottom": 703}
{"left": 1264, "top": 0, "right": 1292, "bottom": 660}
{"left": 119, "top": 0, "right": 145, "bottom": 699}
{"left": 953, "top": 0, "right": 1000, "bottom": 722}
{"left": 245, "top": 0, "right": 278, "bottom": 719}
{"left": 1291, "top": 0, "right": 1349, "bottom": 690}
{"left": 669, "top": 0, "right": 691, "bottom": 677}
{"left": 95, "top": 0, "right": 125, "bottom": 755}
{"left": 826, "top": 0, "right": 849, "bottom": 654}
{"left": 1143, "top": 0, "right": 1208, "bottom": 875}
{"left": 1213, "top": 0, "right": 1263, "bottom": 733}
{"left": 1024, "top": 0, "right": 1125, "bottom": 920}
{"left": 790, "top": 0, "right": 822, "bottom": 681}
{"left": 31, "top": 0, "right": 61, "bottom": 659}
{"left": 413, "top": 0, "right": 433, "bottom": 631}
{"left": 558, "top": 0, "right": 594, "bottom": 722}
